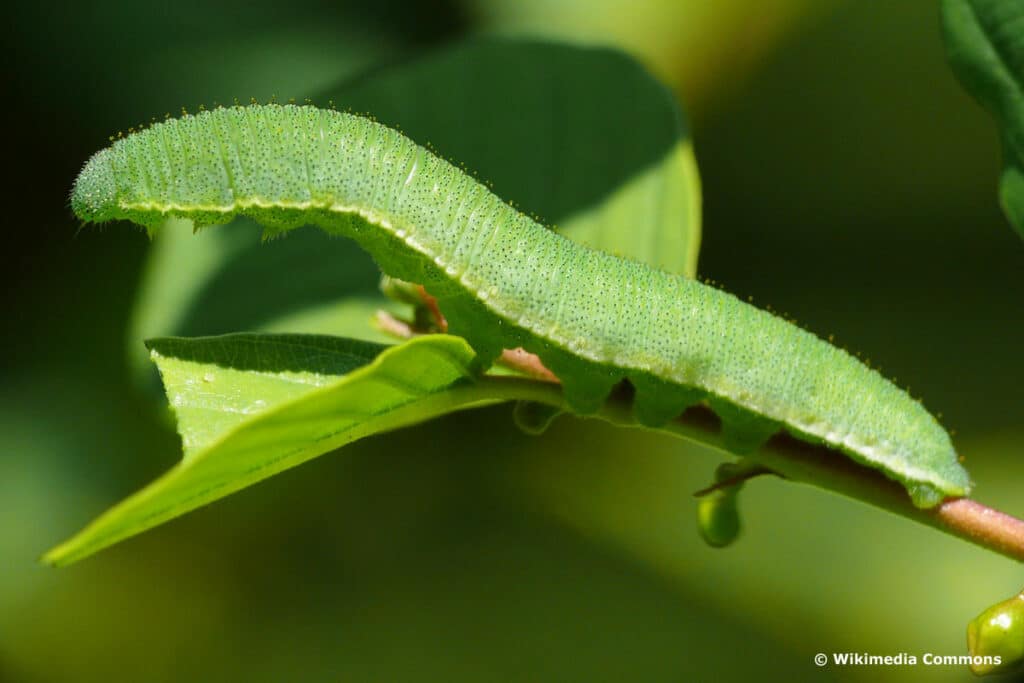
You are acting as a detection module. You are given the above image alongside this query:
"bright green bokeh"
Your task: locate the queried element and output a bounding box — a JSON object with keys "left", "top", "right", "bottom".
{"left": 5, "top": 1, "right": 1022, "bottom": 681}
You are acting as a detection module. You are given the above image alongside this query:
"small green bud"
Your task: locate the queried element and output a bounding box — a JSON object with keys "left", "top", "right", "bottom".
{"left": 379, "top": 275, "right": 424, "bottom": 306}
{"left": 696, "top": 462, "right": 748, "bottom": 548}
{"left": 697, "top": 487, "right": 740, "bottom": 548}
{"left": 967, "top": 590, "right": 1024, "bottom": 676}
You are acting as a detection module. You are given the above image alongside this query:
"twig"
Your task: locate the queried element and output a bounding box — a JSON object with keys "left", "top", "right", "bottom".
{"left": 374, "top": 315, "right": 1024, "bottom": 562}
{"left": 470, "top": 375, "right": 1024, "bottom": 563}
{"left": 416, "top": 285, "right": 447, "bottom": 331}
{"left": 375, "top": 310, "right": 560, "bottom": 382}
{"left": 498, "top": 347, "right": 561, "bottom": 383}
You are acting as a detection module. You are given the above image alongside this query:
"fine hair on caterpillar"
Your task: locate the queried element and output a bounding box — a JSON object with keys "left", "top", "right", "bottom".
{"left": 71, "top": 103, "right": 972, "bottom": 508}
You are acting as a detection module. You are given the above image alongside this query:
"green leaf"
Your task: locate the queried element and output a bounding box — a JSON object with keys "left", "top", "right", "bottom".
{"left": 52, "top": 41, "right": 704, "bottom": 564}
{"left": 129, "top": 39, "right": 700, "bottom": 379}
{"left": 129, "top": 219, "right": 397, "bottom": 380}
{"left": 43, "top": 334, "right": 481, "bottom": 566}
{"left": 332, "top": 38, "right": 701, "bottom": 276}
{"left": 942, "top": 0, "right": 1024, "bottom": 238}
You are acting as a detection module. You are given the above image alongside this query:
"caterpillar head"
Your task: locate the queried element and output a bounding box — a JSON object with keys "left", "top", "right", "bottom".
{"left": 71, "top": 149, "right": 118, "bottom": 223}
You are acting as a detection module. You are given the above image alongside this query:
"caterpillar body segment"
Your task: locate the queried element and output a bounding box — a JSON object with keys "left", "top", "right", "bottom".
{"left": 71, "top": 104, "right": 972, "bottom": 507}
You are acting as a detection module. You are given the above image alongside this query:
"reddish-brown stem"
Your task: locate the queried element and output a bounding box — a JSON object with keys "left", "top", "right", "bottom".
{"left": 485, "top": 378, "right": 1024, "bottom": 562}
{"left": 374, "top": 310, "right": 416, "bottom": 338}
{"left": 375, "top": 316, "right": 1024, "bottom": 563}
{"left": 662, "top": 405, "right": 1024, "bottom": 563}
{"left": 416, "top": 285, "right": 447, "bottom": 332}
{"left": 375, "top": 310, "right": 559, "bottom": 382}
{"left": 933, "top": 499, "right": 1024, "bottom": 562}
{"left": 499, "top": 347, "right": 561, "bottom": 383}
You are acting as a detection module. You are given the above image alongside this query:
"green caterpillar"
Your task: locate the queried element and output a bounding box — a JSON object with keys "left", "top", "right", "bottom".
{"left": 71, "top": 104, "right": 971, "bottom": 507}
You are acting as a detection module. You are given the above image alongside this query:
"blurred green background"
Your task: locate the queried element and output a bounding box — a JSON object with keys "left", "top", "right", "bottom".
{"left": 4, "top": 1, "right": 1023, "bottom": 681}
